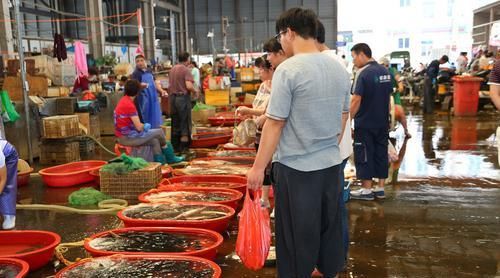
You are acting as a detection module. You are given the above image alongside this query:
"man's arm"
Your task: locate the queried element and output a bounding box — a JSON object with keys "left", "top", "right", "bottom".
{"left": 490, "top": 84, "right": 500, "bottom": 110}
{"left": 247, "top": 118, "right": 285, "bottom": 190}
{"left": 0, "top": 166, "right": 7, "bottom": 193}
{"left": 350, "top": 95, "right": 362, "bottom": 119}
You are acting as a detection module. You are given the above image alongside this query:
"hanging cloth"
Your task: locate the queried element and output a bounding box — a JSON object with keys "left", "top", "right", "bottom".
{"left": 53, "top": 33, "right": 67, "bottom": 62}
{"left": 74, "top": 41, "right": 88, "bottom": 78}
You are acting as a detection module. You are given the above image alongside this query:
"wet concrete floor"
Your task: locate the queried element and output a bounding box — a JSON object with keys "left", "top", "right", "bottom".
{"left": 10, "top": 107, "right": 500, "bottom": 277}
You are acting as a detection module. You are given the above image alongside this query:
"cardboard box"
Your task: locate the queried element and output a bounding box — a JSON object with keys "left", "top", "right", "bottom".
{"left": 2, "top": 75, "right": 49, "bottom": 101}
{"left": 205, "top": 89, "right": 230, "bottom": 106}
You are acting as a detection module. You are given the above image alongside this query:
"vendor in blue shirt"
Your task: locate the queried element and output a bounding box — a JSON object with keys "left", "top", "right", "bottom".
{"left": 131, "top": 55, "right": 167, "bottom": 129}
{"left": 350, "top": 43, "right": 393, "bottom": 201}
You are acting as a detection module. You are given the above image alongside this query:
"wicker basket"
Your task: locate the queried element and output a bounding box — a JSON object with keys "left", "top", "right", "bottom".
{"left": 42, "top": 115, "right": 80, "bottom": 139}
{"left": 78, "top": 136, "right": 96, "bottom": 154}
{"left": 100, "top": 162, "right": 162, "bottom": 203}
{"left": 40, "top": 139, "right": 80, "bottom": 165}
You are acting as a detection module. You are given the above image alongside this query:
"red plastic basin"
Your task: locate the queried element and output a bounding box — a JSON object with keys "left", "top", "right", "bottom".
{"left": 39, "top": 160, "right": 107, "bottom": 187}
{"left": 89, "top": 169, "right": 100, "bottom": 186}
{"left": 139, "top": 187, "right": 243, "bottom": 210}
{"left": 17, "top": 168, "right": 33, "bottom": 187}
{"left": 0, "top": 258, "right": 30, "bottom": 278}
{"left": 0, "top": 230, "right": 61, "bottom": 271}
{"left": 191, "top": 156, "right": 255, "bottom": 166}
{"left": 161, "top": 165, "right": 174, "bottom": 179}
{"left": 84, "top": 227, "right": 223, "bottom": 260}
{"left": 118, "top": 203, "right": 235, "bottom": 233}
{"left": 208, "top": 112, "right": 242, "bottom": 127}
{"left": 55, "top": 254, "right": 221, "bottom": 278}
{"left": 161, "top": 175, "right": 247, "bottom": 194}
{"left": 191, "top": 132, "right": 232, "bottom": 148}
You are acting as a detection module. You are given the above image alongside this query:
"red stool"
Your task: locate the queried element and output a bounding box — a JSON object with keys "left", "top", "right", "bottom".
{"left": 114, "top": 143, "right": 132, "bottom": 156}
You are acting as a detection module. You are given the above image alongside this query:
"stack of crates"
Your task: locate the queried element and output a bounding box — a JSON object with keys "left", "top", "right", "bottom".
{"left": 40, "top": 115, "right": 81, "bottom": 164}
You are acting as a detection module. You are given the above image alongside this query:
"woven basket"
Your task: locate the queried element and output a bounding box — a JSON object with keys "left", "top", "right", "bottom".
{"left": 42, "top": 115, "right": 80, "bottom": 139}
{"left": 99, "top": 163, "right": 162, "bottom": 203}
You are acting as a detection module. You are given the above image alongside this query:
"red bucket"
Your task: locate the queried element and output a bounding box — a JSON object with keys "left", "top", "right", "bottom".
{"left": 191, "top": 132, "right": 232, "bottom": 148}
{"left": 55, "top": 254, "right": 222, "bottom": 278}
{"left": 161, "top": 175, "right": 247, "bottom": 194}
{"left": 89, "top": 169, "right": 100, "bottom": 186}
{"left": 208, "top": 112, "right": 242, "bottom": 127}
{"left": 0, "top": 258, "right": 30, "bottom": 278}
{"left": 118, "top": 203, "right": 235, "bottom": 233}
{"left": 139, "top": 187, "right": 243, "bottom": 210}
{"left": 84, "top": 227, "right": 223, "bottom": 260}
{"left": 39, "top": 160, "right": 107, "bottom": 187}
{"left": 0, "top": 230, "right": 61, "bottom": 271}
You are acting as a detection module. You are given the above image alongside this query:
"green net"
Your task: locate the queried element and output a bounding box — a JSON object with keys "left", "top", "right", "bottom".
{"left": 68, "top": 187, "right": 111, "bottom": 206}
{"left": 100, "top": 154, "right": 149, "bottom": 175}
{"left": 192, "top": 102, "right": 215, "bottom": 112}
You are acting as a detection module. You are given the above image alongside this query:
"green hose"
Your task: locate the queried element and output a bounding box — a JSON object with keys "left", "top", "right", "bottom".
{"left": 16, "top": 199, "right": 128, "bottom": 215}
{"left": 81, "top": 135, "right": 117, "bottom": 156}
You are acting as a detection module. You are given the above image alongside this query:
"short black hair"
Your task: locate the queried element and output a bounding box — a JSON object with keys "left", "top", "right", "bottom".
{"left": 263, "top": 37, "right": 283, "bottom": 53}
{"left": 120, "top": 76, "right": 128, "bottom": 82}
{"left": 440, "top": 55, "right": 449, "bottom": 62}
{"left": 316, "top": 20, "right": 325, "bottom": 44}
{"left": 351, "top": 43, "right": 372, "bottom": 58}
{"left": 254, "top": 57, "right": 265, "bottom": 68}
{"left": 178, "top": 52, "right": 190, "bottom": 63}
{"left": 124, "top": 79, "right": 141, "bottom": 97}
{"left": 191, "top": 61, "right": 198, "bottom": 68}
{"left": 276, "top": 7, "right": 318, "bottom": 40}
{"left": 135, "top": 54, "right": 145, "bottom": 61}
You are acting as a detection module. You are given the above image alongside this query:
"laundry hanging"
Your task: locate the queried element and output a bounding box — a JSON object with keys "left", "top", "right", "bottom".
{"left": 53, "top": 33, "right": 67, "bottom": 62}
{"left": 74, "top": 41, "right": 88, "bottom": 78}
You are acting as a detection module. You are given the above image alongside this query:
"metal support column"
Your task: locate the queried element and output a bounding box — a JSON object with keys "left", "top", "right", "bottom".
{"left": 0, "top": 0, "right": 15, "bottom": 56}
{"left": 142, "top": 0, "right": 156, "bottom": 60}
{"left": 13, "top": 0, "right": 33, "bottom": 164}
{"left": 85, "top": 0, "right": 105, "bottom": 58}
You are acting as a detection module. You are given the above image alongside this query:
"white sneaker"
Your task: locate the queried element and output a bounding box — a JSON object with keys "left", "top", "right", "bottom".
{"left": 350, "top": 188, "right": 375, "bottom": 201}
{"left": 2, "top": 215, "right": 15, "bottom": 230}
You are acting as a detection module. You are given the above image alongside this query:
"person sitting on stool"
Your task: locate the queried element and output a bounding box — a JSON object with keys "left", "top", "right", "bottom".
{"left": 114, "top": 79, "right": 183, "bottom": 164}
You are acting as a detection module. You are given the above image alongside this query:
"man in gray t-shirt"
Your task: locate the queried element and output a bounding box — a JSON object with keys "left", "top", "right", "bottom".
{"left": 247, "top": 7, "right": 350, "bottom": 277}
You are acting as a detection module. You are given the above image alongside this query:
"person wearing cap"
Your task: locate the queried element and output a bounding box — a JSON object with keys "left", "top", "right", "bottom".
{"left": 131, "top": 54, "right": 167, "bottom": 129}
{"left": 379, "top": 57, "right": 411, "bottom": 138}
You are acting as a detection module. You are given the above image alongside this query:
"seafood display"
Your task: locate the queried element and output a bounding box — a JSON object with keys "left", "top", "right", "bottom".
{"left": 0, "top": 264, "right": 20, "bottom": 278}
{"left": 123, "top": 204, "right": 230, "bottom": 221}
{"left": 144, "top": 191, "right": 233, "bottom": 203}
{"left": 88, "top": 231, "right": 216, "bottom": 253}
{"left": 176, "top": 165, "right": 249, "bottom": 176}
{"left": 57, "top": 256, "right": 217, "bottom": 278}
{"left": 207, "top": 150, "right": 256, "bottom": 157}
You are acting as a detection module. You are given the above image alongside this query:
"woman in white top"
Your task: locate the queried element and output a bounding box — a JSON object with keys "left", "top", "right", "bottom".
{"left": 237, "top": 55, "right": 274, "bottom": 206}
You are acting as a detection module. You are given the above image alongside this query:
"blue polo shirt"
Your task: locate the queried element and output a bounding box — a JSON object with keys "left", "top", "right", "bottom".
{"left": 353, "top": 61, "right": 392, "bottom": 129}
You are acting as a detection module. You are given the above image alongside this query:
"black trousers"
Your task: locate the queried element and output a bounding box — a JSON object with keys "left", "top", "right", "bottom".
{"left": 271, "top": 162, "right": 345, "bottom": 278}
{"left": 170, "top": 94, "right": 192, "bottom": 152}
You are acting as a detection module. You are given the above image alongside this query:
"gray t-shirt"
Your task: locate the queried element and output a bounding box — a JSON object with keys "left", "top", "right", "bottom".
{"left": 266, "top": 53, "right": 351, "bottom": 171}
